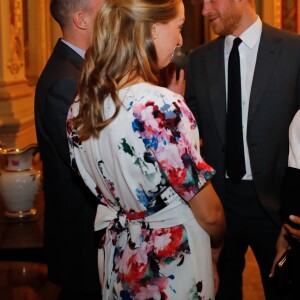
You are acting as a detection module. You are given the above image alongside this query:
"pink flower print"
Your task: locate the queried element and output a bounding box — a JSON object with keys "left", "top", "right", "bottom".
{"left": 151, "top": 226, "right": 183, "bottom": 258}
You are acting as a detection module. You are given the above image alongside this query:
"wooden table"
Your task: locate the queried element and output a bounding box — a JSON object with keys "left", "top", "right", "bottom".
{"left": 0, "top": 190, "right": 45, "bottom": 262}
{"left": 0, "top": 189, "right": 62, "bottom": 299}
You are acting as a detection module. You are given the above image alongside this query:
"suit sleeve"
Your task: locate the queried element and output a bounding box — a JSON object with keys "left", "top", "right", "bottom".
{"left": 42, "top": 78, "right": 78, "bottom": 166}
{"left": 184, "top": 53, "right": 201, "bottom": 130}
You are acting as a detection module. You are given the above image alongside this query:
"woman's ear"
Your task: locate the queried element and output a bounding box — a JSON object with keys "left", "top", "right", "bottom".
{"left": 152, "top": 24, "right": 158, "bottom": 39}
{"left": 73, "top": 11, "right": 87, "bottom": 30}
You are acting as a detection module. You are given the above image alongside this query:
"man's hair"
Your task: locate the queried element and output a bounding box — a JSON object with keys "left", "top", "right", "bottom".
{"left": 50, "top": 0, "right": 88, "bottom": 28}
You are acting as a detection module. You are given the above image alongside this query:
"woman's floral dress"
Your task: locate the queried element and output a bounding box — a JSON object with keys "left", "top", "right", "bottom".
{"left": 67, "top": 83, "right": 216, "bottom": 300}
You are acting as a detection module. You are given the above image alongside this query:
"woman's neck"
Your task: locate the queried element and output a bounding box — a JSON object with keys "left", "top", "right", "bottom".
{"left": 117, "top": 71, "right": 145, "bottom": 89}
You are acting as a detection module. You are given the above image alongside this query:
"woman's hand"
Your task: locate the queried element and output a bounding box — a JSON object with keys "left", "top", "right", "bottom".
{"left": 211, "top": 246, "right": 222, "bottom": 295}
{"left": 159, "top": 61, "right": 185, "bottom": 96}
{"left": 167, "top": 66, "right": 185, "bottom": 95}
{"left": 269, "top": 226, "right": 289, "bottom": 278}
{"left": 284, "top": 215, "right": 300, "bottom": 241}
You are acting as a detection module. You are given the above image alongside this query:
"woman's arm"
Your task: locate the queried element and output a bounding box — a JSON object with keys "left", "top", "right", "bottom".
{"left": 284, "top": 215, "right": 300, "bottom": 241}
{"left": 189, "top": 181, "right": 225, "bottom": 295}
{"left": 189, "top": 181, "right": 226, "bottom": 248}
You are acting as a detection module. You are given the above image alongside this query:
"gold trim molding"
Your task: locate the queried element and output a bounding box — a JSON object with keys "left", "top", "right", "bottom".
{"left": 7, "top": 0, "right": 24, "bottom": 76}
{"left": 274, "top": 0, "right": 282, "bottom": 29}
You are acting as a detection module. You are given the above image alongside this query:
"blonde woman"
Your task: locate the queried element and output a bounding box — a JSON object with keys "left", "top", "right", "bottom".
{"left": 67, "top": 0, "right": 225, "bottom": 299}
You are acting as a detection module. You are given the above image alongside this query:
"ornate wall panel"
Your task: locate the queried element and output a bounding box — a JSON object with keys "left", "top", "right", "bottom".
{"left": 0, "top": 0, "right": 34, "bottom": 149}
{"left": 0, "top": 0, "right": 59, "bottom": 149}
{"left": 281, "top": 0, "right": 298, "bottom": 32}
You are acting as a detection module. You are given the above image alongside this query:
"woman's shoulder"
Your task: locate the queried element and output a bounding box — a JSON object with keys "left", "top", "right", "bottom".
{"left": 131, "top": 82, "right": 184, "bottom": 105}
{"left": 129, "top": 83, "right": 196, "bottom": 129}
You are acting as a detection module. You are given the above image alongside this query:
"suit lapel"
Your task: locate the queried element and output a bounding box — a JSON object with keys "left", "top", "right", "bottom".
{"left": 248, "top": 24, "right": 281, "bottom": 126}
{"left": 206, "top": 37, "right": 227, "bottom": 146}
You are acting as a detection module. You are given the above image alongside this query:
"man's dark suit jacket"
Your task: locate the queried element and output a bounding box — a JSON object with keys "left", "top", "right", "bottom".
{"left": 185, "top": 23, "right": 300, "bottom": 226}
{"left": 34, "top": 39, "right": 101, "bottom": 294}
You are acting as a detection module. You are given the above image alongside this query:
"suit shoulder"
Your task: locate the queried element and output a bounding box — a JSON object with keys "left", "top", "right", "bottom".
{"left": 262, "top": 22, "right": 300, "bottom": 43}
{"left": 36, "top": 50, "right": 83, "bottom": 89}
{"left": 187, "top": 36, "right": 224, "bottom": 65}
{"left": 189, "top": 36, "right": 224, "bottom": 57}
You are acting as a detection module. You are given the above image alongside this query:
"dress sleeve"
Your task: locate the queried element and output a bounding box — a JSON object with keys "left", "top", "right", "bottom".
{"left": 288, "top": 109, "right": 300, "bottom": 169}
{"left": 132, "top": 90, "right": 215, "bottom": 202}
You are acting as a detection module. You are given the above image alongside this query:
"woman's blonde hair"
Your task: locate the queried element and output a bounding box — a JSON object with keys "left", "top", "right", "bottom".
{"left": 73, "top": 0, "right": 182, "bottom": 140}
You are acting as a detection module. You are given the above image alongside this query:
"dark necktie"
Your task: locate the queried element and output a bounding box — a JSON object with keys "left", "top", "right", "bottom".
{"left": 226, "top": 37, "right": 246, "bottom": 184}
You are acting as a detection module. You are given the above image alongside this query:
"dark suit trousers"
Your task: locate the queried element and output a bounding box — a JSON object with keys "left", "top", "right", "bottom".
{"left": 216, "top": 180, "right": 282, "bottom": 300}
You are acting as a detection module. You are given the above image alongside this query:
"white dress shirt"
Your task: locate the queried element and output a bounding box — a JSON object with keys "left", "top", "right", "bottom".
{"left": 61, "top": 39, "right": 85, "bottom": 59}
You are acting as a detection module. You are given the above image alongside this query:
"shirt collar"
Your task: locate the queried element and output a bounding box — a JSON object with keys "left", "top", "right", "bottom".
{"left": 225, "top": 16, "right": 262, "bottom": 54}
{"left": 61, "top": 39, "right": 85, "bottom": 59}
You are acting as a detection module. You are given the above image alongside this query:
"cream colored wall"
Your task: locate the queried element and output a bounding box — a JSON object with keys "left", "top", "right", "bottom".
{"left": 263, "top": 0, "right": 282, "bottom": 29}
{"left": 0, "top": 0, "right": 60, "bottom": 150}
{"left": 0, "top": 0, "right": 35, "bottom": 149}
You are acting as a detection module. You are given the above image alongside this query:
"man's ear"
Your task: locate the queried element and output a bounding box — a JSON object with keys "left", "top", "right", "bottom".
{"left": 73, "top": 11, "right": 87, "bottom": 30}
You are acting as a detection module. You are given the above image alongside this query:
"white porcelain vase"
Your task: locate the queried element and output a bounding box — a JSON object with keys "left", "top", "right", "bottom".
{"left": 0, "top": 144, "right": 42, "bottom": 218}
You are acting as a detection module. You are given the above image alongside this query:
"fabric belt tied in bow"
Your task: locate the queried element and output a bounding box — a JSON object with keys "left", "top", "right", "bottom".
{"left": 94, "top": 187, "right": 194, "bottom": 300}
